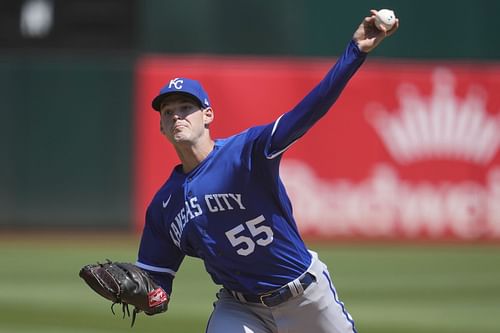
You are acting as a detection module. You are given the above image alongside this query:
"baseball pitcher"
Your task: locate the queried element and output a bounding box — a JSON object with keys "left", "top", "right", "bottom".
{"left": 80, "top": 9, "right": 399, "bottom": 332}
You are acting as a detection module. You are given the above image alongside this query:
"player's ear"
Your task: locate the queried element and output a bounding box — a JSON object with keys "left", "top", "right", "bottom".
{"left": 160, "top": 121, "right": 165, "bottom": 134}
{"left": 203, "top": 107, "right": 214, "bottom": 127}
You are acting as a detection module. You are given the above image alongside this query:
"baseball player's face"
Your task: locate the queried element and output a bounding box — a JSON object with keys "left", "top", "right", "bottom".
{"left": 159, "top": 95, "right": 213, "bottom": 145}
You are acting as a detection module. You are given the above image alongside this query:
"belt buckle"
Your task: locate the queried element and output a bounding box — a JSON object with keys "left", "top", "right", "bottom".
{"left": 259, "top": 291, "right": 274, "bottom": 306}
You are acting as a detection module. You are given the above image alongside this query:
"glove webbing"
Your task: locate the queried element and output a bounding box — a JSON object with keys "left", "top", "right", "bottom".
{"left": 111, "top": 301, "right": 140, "bottom": 327}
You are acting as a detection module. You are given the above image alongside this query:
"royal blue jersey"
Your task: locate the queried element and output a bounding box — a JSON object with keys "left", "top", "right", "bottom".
{"left": 137, "top": 40, "right": 366, "bottom": 295}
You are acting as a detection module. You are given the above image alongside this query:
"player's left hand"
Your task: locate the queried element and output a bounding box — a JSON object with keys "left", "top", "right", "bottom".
{"left": 353, "top": 9, "right": 399, "bottom": 53}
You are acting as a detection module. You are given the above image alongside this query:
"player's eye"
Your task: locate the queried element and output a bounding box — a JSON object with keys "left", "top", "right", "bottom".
{"left": 161, "top": 109, "right": 173, "bottom": 116}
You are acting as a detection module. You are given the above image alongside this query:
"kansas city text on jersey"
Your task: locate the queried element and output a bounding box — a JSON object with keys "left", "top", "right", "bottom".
{"left": 169, "top": 193, "right": 246, "bottom": 247}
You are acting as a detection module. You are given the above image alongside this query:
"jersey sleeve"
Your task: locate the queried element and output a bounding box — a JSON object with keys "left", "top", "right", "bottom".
{"left": 136, "top": 202, "right": 185, "bottom": 294}
{"left": 265, "top": 39, "right": 367, "bottom": 158}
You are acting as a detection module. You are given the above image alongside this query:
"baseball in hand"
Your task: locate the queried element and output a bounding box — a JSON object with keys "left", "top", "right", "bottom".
{"left": 374, "top": 9, "right": 396, "bottom": 31}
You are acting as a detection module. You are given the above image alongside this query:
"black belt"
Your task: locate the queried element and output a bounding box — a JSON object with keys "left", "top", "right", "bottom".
{"left": 227, "top": 272, "right": 316, "bottom": 307}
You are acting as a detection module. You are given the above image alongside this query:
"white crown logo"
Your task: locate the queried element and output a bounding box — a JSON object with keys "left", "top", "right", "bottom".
{"left": 365, "top": 68, "right": 500, "bottom": 165}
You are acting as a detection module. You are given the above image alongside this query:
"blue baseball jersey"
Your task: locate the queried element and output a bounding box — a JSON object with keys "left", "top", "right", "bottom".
{"left": 137, "top": 40, "right": 366, "bottom": 295}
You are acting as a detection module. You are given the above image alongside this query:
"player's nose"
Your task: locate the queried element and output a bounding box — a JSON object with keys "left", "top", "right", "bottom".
{"left": 171, "top": 110, "right": 183, "bottom": 120}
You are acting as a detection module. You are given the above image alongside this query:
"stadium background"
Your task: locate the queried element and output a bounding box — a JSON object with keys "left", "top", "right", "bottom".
{"left": 1, "top": 0, "right": 499, "bottom": 332}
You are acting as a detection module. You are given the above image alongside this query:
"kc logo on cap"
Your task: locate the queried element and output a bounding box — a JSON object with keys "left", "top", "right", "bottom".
{"left": 168, "top": 78, "right": 184, "bottom": 90}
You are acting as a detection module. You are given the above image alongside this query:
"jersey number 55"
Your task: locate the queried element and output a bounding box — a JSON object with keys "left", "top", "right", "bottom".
{"left": 225, "top": 215, "right": 274, "bottom": 256}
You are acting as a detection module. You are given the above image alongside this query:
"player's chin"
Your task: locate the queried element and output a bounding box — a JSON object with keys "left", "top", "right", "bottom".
{"left": 170, "top": 133, "right": 191, "bottom": 144}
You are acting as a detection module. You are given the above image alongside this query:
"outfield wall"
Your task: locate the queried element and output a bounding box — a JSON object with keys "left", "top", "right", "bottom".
{"left": 134, "top": 56, "right": 500, "bottom": 240}
{"left": 0, "top": 55, "right": 134, "bottom": 228}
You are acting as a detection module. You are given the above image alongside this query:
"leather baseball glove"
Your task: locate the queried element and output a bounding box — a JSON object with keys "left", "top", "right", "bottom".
{"left": 79, "top": 260, "right": 169, "bottom": 326}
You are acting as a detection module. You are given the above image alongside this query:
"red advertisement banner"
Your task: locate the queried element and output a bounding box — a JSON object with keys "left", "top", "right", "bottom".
{"left": 134, "top": 55, "right": 500, "bottom": 241}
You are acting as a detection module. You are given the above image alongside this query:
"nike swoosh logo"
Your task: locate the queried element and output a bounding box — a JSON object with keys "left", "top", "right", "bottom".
{"left": 162, "top": 195, "right": 172, "bottom": 208}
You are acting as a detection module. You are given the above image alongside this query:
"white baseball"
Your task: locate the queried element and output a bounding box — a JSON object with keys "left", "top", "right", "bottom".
{"left": 374, "top": 9, "right": 396, "bottom": 31}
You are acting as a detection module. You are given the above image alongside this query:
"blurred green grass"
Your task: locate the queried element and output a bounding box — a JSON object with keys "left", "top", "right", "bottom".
{"left": 0, "top": 233, "right": 499, "bottom": 333}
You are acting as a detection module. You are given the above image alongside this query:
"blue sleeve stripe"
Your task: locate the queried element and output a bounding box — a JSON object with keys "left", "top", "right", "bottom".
{"left": 136, "top": 261, "right": 177, "bottom": 276}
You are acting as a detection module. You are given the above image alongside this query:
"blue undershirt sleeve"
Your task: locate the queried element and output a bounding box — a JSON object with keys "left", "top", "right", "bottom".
{"left": 267, "top": 40, "right": 367, "bottom": 158}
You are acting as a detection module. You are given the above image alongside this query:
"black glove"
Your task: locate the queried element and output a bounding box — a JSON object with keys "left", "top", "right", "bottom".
{"left": 79, "top": 260, "right": 169, "bottom": 326}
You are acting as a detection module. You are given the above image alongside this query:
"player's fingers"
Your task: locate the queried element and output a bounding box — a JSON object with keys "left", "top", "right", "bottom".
{"left": 364, "top": 15, "right": 375, "bottom": 24}
{"left": 368, "top": 9, "right": 377, "bottom": 21}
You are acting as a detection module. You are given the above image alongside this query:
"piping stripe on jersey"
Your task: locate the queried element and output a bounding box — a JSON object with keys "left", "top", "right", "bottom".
{"left": 136, "top": 261, "right": 177, "bottom": 276}
{"left": 266, "top": 115, "right": 299, "bottom": 160}
{"left": 323, "top": 270, "right": 357, "bottom": 333}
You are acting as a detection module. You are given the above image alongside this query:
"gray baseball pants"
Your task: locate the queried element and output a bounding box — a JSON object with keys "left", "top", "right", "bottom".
{"left": 206, "top": 251, "right": 357, "bottom": 333}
